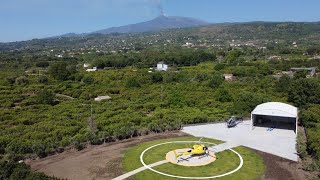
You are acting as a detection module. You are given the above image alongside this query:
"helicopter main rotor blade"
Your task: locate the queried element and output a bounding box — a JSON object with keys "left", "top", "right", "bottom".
{"left": 207, "top": 153, "right": 215, "bottom": 158}
{"left": 207, "top": 148, "right": 216, "bottom": 153}
{"left": 198, "top": 137, "right": 204, "bottom": 143}
{"left": 178, "top": 156, "right": 193, "bottom": 162}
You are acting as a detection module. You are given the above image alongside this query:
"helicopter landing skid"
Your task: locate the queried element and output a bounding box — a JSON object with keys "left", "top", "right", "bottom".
{"left": 177, "top": 156, "right": 192, "bottom": 163}
{"left": 198, "top": 151, "right": 217, "bottom": 159}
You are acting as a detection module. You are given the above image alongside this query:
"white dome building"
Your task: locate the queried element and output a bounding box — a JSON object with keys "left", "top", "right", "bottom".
{"left": 251, "top": 102, "right": 298, "bottom": 134}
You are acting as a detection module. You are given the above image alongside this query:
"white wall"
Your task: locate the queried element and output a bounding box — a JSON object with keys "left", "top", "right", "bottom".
{"left": 156, "top": 63, "right": 168, "bottom": 71}
{"left": 163, "top": 64, "right": 168, "bottom": 71}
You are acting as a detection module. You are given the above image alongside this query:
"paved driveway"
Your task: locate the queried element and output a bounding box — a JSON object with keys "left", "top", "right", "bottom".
{"left": 182, "top": 120, "right": 298, "bottom": 161}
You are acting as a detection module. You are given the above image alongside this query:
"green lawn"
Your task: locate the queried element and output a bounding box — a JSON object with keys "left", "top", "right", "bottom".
{"left": 122, "top": 136, "right": 265, "bottom": 180}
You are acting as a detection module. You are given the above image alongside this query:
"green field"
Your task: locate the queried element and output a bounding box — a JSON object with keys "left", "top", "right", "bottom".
{"left": 123, "top": 136, "right": 265, "bottom": 180}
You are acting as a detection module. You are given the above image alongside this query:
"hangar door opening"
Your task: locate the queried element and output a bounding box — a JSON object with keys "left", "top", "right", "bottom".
{"left": 251, "top": 102, "right": 298, "bottom": 134}
{"left": 252, "top": 114, "right": 296, "bottom": 132}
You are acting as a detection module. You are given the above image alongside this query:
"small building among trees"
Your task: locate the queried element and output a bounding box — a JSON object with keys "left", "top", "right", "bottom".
{"left": 223, "top": 74, "right": 235, "bottom": 81}
{"left": 290, "top": 67, "right": 316, "bottom": 77}
{"left": 156, "top": 61, "right": 168, "bottom": 71}
{"left": 83, "top": 63, "right": 90, "bottom": 68}
{"left": 86, "top": 67, "right": 97, "bottom": 72}
{"left": 94, "top": 96, "right": 111, "bottom": 102}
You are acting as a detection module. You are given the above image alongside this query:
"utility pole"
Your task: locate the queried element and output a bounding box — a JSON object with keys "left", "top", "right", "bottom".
{"left": 161, "top": 84, "right": 163, "bottom": 102}
{"left": 262, "top": 47, "right": 266, "bottom": 64}
{"left": 89, "top": 101, "right": 96, "bottom": 133}
{"left": 91, "top": 102, "right": 93, "bottom": 119}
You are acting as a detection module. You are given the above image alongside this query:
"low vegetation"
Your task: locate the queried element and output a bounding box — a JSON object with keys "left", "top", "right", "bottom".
{"left": 298, "top": 105, "right": 320, "bottom": 171}
{"left": 0, "top": 161, "right": 53, "bottom": 180}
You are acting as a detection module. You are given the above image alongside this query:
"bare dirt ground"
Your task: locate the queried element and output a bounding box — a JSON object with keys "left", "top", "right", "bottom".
{"left": 28, "top": 131, "right": 311, "bottom": 180}
{"left": 255, "top": 150, "right": 310, "bottom": 180}
{"left": 27, "top": 131, "right": 188, "bottom": 180}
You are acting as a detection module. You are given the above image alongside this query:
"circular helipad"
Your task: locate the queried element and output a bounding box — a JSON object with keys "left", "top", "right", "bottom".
{"left": 140, "top": 141, "right": 244, "bottom": 179}
{"left": 166, "top": 148, "right": 216, "bottom": 166}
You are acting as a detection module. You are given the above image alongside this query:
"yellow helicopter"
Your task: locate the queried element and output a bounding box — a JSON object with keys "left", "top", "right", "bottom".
{"left": 174, "top": 138, "right": 215, "bottom": 163}
{"left": 178, "top": 144, "right": 208, "bottom": 156}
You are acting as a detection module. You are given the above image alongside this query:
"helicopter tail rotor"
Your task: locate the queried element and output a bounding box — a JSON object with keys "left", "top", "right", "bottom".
{"left": 198, "top": 137, "right": 204, "bottom": 142}
{"left": 173, "top": 150, "right": 178, "bottom": 160}
{"left": 207, "top": 147, "right": 217, "bottom": 153}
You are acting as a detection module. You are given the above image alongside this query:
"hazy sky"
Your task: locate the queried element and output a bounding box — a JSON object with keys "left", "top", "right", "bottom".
{"left": 0, "top": 0, "right": 319, "bottom": 42}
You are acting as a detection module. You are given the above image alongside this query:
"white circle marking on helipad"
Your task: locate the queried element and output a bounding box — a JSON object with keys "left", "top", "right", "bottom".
{"left": 139, "top": 141, "right": 243, "bottom": 179}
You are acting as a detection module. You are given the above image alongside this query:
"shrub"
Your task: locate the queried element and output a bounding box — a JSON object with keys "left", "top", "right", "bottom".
{"left": 275, "top": 75, "right": 291, "bottom": 92}
{"left": 82, "top": 76, "right": 94, "bottom": 85}
{"left": 0, "top": 161, "right": 50, "bottom": 180}
{"left": 296, "top": 130, "right": 308, "bottom": 159}
{"left": 151, "top": 72, "right": 163, "bottom": 83}
{"left": 214, "top": 63, "right": 225, "bottom": 71}
{"left": 216, "top": 87, "right": 233, "bottom": 102}
{"left": 49, "top": 62, "right": 76, "bottom": 81}
{"left": 208, "top": 74, "right": 224, "bottom": 88}
{"left": 196, "top": 72, "right": 210, "bottom": 81}
{"left": 231, "top": 92, "right": 270, "bottom": 116}
{"left": 126, "top": 77, "right": 141, "bottom": 88}
{"left": 15, "top": 76, "right": 28, "bottom": 86}
{"left": 298, "top": 105, "right": 320, "bottom": 166}
{"left": 6, "top": 77, "right": 16, "bottom": 85}
{"left": 71, "top": 134, "right": 85, "bottom": 151}
{"left": 36, "top": 89, "right": 55, "bottom": 105}
{"left": 73, "top": 73, "right": 84, "bottom": 82}
{"left": 35, "top": 61, "right": 49, "bottom": 68}
{"left": 168, "top": 90, "right": 186, "bottom": 108}
{"left": 38, "top": 76, "right": 48, "bottom": 84}
{"left": 288, "top": 79, "right": 320, "bottom": 107}
{"left": 294, "top": 70, "right": 308, "bottom": 79}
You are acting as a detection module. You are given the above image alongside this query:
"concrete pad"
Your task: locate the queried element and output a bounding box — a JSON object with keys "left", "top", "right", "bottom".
{"left": 182, "top": 120, "right": 298, "bottom": 161}
{"left": 210, "top": 142, "right": 240, "bottom": 153}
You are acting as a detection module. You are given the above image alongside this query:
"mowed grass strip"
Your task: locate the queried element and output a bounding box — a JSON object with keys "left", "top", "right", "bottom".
{"left": 123, "top": 136, "right": 222, "bottom": 170}
{"left": 122, "top": 136, "right": 265, "bottom": 180}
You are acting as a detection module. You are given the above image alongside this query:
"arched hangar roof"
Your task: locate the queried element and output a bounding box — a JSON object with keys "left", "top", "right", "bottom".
{"left": 251, "top": 102, "right": 298, "bottom": 118}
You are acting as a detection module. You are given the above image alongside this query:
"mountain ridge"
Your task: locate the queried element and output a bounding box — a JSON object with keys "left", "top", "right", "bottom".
{"left": 55, "top": 15, "right": 209, "bottom": 38}
{"left": 93, "top": 15, "right": 210, "bottom": 35}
